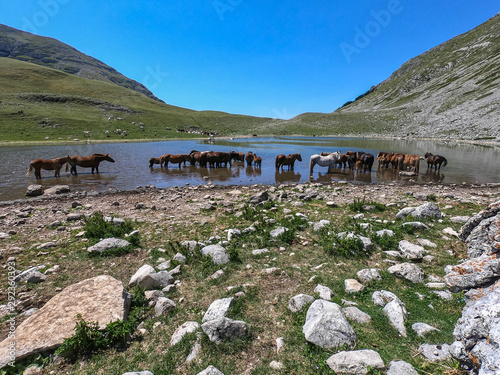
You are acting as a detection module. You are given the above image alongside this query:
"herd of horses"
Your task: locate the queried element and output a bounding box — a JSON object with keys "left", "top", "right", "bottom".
{"left": 26, "top": 148, "right": 447, "bottom": 180}
{"left": 26, "top": 153, "right": 115, "bottom": 179}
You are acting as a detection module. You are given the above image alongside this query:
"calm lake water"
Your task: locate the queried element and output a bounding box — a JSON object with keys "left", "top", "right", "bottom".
{"left": 1, "top": 137, "right": 499, "bottom": 202}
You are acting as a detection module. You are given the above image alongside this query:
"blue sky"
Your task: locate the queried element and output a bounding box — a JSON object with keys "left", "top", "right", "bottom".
{"left": 0, "top": 1, "right": 498, "bottom": 119}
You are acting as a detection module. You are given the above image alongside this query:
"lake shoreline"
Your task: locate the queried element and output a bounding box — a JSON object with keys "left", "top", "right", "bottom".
{"left": 0, "top": 134, "right": 498, "bottom": 148}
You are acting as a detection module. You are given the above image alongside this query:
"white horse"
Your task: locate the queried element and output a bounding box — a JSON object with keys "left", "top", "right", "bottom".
{"left": 309, "top": 151, "right": 341, "bottom": 173}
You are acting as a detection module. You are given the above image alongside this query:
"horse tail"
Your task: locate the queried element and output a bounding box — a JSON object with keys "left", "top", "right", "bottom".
{"left": 275, "top": 157, "right": 279, "bottom": 170}
{"left": 309, "top": 157, "right": 314, "bottom": 173}
{"left": 26, "top": 163, "right": 33, "bottom": 177}
{"left": 442, "top": 157, "right": 448, "bottom": 167}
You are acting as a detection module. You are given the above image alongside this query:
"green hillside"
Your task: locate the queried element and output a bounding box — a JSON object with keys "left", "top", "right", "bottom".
{"left": 290, "top": 13, "right": 500, "bottom": 141}
{"left": 0, "top": 24, "right": 160, "bottom": 101}
{"left": 0, "top": 57, "right": 275, "bottom": 143}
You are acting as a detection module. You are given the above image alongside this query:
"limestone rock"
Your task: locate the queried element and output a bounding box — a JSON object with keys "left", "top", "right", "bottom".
{"left": 170, "top": 321, "right": 200, "bottom": 346}
{"left": 26, "top": 185, "right": 43, "bottom": 197}
{"left": 419, "top": 343, "right": 451, "bottom": 362}
{"left": 345, "top": 279, "right": 365, "bottom": 293}
{"left": 270, "top": 226, "right": 289, "bottom": 238}
{"left": 372, "top": 290, "right": 401, "bottom": 307}
{"left": 302, "top": 299, "right": 356, "bottom": 349}
{"left": 313, "top": 220, "right": 330, "bottom": 231}
{"left": 375, "top": 229, "right": 394, "bottom": 237}
{"left": 357, "top": 268, "right": 381, "bottom": 283}
{"left": 396, "top": 202, "right": 443, "bottom": 220}
{"left": 412, "top": 322, "right": 439, "bottom": 337}
{"left": 383, "top": 299, "right": 408, "bottom": 337}
{"left": 288, "top": 294, "right": 314, "bottom": 313}
{"left": 326, "top": 349, "right": 384, "bottom": 375}
{"left": 388, "top": 263, "right": 425, "bottom": 283}
{"left": 87, "top": 238, "right": 130, "bottom": 254}
{"left": 398, "top": 240, "right": 426, "bottom": 260}
{"left": 196, "top": 366, "right": 224, "bottom": 375}
{"left": 444, "top": 255, "right": 500, "bottom": 292}
{"left": 43, "top": 185, "right": 70, "bottom": 195}
{"left": 387, "top": 360, "right": 418, "bottom": 375}
{"left": 402, "top": 221, "right": 430, "bottom": 230}
{"left": 314, "top": 284, "right": 334, "bottom": 300}
{"left": 343, "top": 307, "right": 372, "bottom": 324}
{"left": 249, "top": 191, "right": 269, "bottom": 205}
{"left": 200, "top": 244, "right": 230, "bottom": 265}
{"left": 202, "top": 297, "right": 233, "bottom": 323}
{"left": 129, "top": 265, "right": 173, "bottom": 290}
{"left": 201, "top": 317, "right": 247, "bottom": 344}
{"left": 0, "top": 275, "right": 130, "bottom": 366}
{"left": 154, "top": 297, "right": 176, "bottom": 317}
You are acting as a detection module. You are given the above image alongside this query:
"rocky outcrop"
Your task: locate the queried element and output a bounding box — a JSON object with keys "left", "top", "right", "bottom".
{"left": 447, "top": 200, "right": 500, "bottom": 374}
{"left": 0, "top": 275, "right": 130, "bottom": 367}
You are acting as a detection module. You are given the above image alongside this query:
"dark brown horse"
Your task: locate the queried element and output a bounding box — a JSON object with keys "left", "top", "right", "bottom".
{"left": 69, "top": 153, "right": 115, "bottom": 175}
{"left": 190, "top": 150, "right": 209, "bottom": 168}
{"left": 245, "top": 151, "right": 254, "bottom": 166}
{"left": 425, "top": 153, "right": 448, "bottom": 170}
{"left": 230, "top": 150, "right": 245, "bottom": 162}
{"left": 275, "top": 153, "right": 302, "bottom": 171}
{"left": 149, "top": 157, "right": 162, "bottom": 168}
{"left": 27, "top": 156, "right": 75, "bottom": 179}
{"left": 206, "top": 152, "right": 231, "bottom": 168}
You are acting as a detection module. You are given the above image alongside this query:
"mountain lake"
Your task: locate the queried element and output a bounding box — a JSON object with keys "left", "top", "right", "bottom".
{"left": 1, "top": 136, "right": 499, "bottom": 202}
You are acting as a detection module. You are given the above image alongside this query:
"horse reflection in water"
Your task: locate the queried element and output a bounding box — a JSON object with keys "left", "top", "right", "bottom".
{"left": 422, "top": 169, "right": 445, "bottom": 183}
{"left": 275, "top": 169, "right": 301, "bottom": 183}
{"left": 151, "top": 164, "right": 240, "bottom": 182}
{"left": 246, "top": 166, "right": 262, "bottom": 178}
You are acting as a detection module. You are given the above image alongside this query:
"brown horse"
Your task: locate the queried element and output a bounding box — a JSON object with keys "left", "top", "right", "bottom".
{"left": 149, "top": 157, "right": 162, "bottom": 168}
{"left": 275, "top": 153, "right": 302, "bottom": 171}
{"left": 403, "top": 154, "right": 421, "bottom": 173}
{"left": 69, "top": 153, "right": 115, "bottom": 175}
{"left": 425, "top": 153, "right": 448, "bottom": 170}
{"left": 230, "top": 150, "right": 245, "bottom": 162}
{"left": 253, "top": 154, "right": 262, "bottom": 168}
{"left": 161, "top": 154, "right": 191, "bottom": 168}
{"left": 27, "top": 156, "right": 75, "bottom": 179}
{"left": 206, "top": 152, "right": 231, "bottom": 168}
{"left": 245, "top": 151, "right": 254, "bottom": 166}
{"left": 189, "top": 150, "right": 209, "bottom": 168}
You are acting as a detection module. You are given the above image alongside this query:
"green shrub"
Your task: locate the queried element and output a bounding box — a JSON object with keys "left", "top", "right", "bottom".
{"left": 348, "top": 197, "right": 386, "bottom": 213}
{"left": 55, "top": 286, "right": 148, "bottom": 358}
{"left": 319, "top": 228, "right": 369, "bottom": 258}
{"left": 83, "top": 211, "right": 138, "bottom": 245}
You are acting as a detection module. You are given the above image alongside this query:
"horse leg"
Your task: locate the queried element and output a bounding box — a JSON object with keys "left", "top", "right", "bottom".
{"left": 35, "top": 167, "right": 41, "bottom": 179}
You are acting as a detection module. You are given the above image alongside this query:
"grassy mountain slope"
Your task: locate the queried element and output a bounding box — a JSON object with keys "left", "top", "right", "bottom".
{"left": 0, "top": 24, "right": 162, "bottom": 102}
{"left": 0, "top": 57, "right": 275, "bottom": 142}
{"left": 290, "top": 13, "right": 500, "bottom": 140}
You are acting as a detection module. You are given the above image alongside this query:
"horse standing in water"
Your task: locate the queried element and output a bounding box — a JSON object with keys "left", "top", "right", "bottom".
{"left": 69, "top": 153, "right": 115, "bottom": 175}
{"left": 275, "top": 153, "right": 302, "bottom": 171}
{"left": 27, "top": 156, "right": 75, "bottom": 179}
{"left": 253, "top": 154, "right": 262, "bottom": 168}
{"left": 425, "top": 153, "right": 448, "bottom": 170}
{"left": 309, "top": 152, "right": 341, "bottom": 173}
